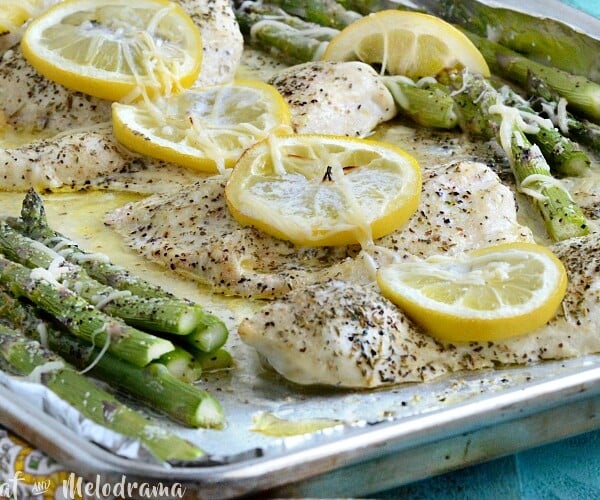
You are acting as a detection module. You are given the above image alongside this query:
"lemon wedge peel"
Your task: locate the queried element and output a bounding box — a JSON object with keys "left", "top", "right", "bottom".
{"left": 377, "top": 242, "right": 568, "bottom": 342}
{"left": 225, "top": 134, "right": 422, "bottom": 247}
{"left": 20, "top": 0, "right": 203, "bottom": 102}
{"left": 322, "top": 10, "right": 490, "bottom": 79}
{"left": 112, "top": 80, "right": 293, "bottom": 173}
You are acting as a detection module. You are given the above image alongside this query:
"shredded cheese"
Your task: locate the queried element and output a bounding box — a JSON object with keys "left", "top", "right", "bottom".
{"left": 92, "top": 289, "right": 132, "bottom": 310}
{"left": 79, "top": 325, "right": 111, "bottom": 375}
{"left": 29, "top": 256, "right": 70, "bottom": 287}
{"left": 26, "top": 360, "right": 65, "bottom": 383}
{"left": 556, "top": 97, "right": 569, "bottom": 135}
{"left": 415, "top": 76, "right": 437, "bottom": 87}
{"left": 36, "top": 322, "right": 48, "bottom": 349}
{"left": 519, "top": 172, "right": 571, "bottom": 200}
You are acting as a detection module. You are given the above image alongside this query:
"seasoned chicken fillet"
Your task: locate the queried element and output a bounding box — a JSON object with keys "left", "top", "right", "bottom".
{"left": 105, "top": 161, "right": 533, "bottom": 297}
{"left": 0, "top": 127, "right": 203, "bottom": 193}
{"left": 239, "top": 233, "right": 600, "bottom": 388}
{"left": 269, "top": 61, "right": 396, "bottom": 137}
{"left": 0, "top": 47, "right": 111, "bottom": 133}
{"left": 179, "top": 0, "right": 243, "bottom": 86}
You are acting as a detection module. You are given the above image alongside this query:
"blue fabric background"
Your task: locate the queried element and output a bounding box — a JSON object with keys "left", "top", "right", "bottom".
{"left": 376, "top": 2, "right": 600, "bottom": 497}
{"left": 562, "top": 0, "right": 600, "bottom": 18}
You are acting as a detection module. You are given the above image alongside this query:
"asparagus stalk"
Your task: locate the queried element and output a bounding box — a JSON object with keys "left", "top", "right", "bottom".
{"left": 383, "top": 76, "right": 458, "bottom": 129}
{"left": 236, "top": 2, "right": 338, "bottom": 63}
{"left": 527, "top": 72, "right": 600, "bottom": 155}
{"left": 0, "top": 324, "right": 205, "bottom": 462}
{"left": 426, "top": 0, "right": 600, "bottom": 84}
{"left": 0, "top": 255, "right": 174, "bottom": 367}
{"left": 9, "top": 189, "right": 229, "bottom": 342}
{"left": 461, "top": 30, "right": 600, "bottom": 123}
{"left": 0, "top": 286, "right": 201, "bottom": 383}
{"left": 57, "top": 337, "right": 225, "bottom": 428}
{"left": 0, "top": 222, "right": 204, "bottom": 336}
{"left": 236, "top": 3, "right": 461, "bottom": 130}
{"left": 0, "top": 289, "right": 224, "bottom": 428}
{"left": 499, "top": 87, "right": 591, "bottom": 177}
{"left": 183, "top": 314, "right": 229, "bottom": 354}
{"left": 0, "top": 288, "right": 204, "bottom": 383}
{"left": 158, "top": 346, "right": 203, "bottom": 383}
{"left": 444, "top": 69, "right": 589, "bottom": 241}
{"left": 336, "top": 0, "right": 423, "bottom": 16}
{"left": 194, "top": 348, "right": 235, "bottom": 372}
{"left": 266, "top": 0, "right": 361, "bottom": 29}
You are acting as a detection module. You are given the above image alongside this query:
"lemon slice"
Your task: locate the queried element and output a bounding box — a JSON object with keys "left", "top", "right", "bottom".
{"left": 20, "top": 0, "right": 203, "bottom": 101}
{"left": 377, "top": 242, "right": 568, "bottom": 342}
{"left": 225, "top": 134, "right": 421, "bottom": 247}
{"left": 112, "top": 80, "right": 292, "bottom": 173}
{"left": 0, "top": 1, "right": 43, "bottom": 33}
{"left": 321, "top": 10, "right": 489, "bottom": 78}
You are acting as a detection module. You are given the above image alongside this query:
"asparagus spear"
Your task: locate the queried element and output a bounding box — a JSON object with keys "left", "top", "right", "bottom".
{"left": 0, "top": 324, "right": 205, "bottom": 462}
{"left": 0, "top": 255, "right": 173, "bottom": 367}
{"left": 266, "top": 0, "right": 361, "bottom": 30}
{"left": 0, "top": 222, "right": 205, "bottom": 336}
{"left": 158, "top": 346, "right": 203, "bottom": 383}
{"left": 55, "top": 335, "right": 225, "bottom": 428}
{"left": 0, "top": 284, "right": 203, "bottom": 383}
{"left": 195, "top": 348, "right": 235, "bottom": 372}
{"left": 236, "top": 1, "right": 338, "bottom": 63}
{"left": 499, "top": 87, "right": 591, "bottom": 177}
{"left": 236, "top": 3, "right": 461, "bottom": 131}
{"left": 426, "top": 0, "right": 600, "bottom": 83}
{"left": 284, "top": 0, "right": 600, "bottom": 123}
{"left": 527, "top": 72, "right": 600, "bottom": 155}
{"left": 9, "top": 189, "right": 229, "bottom": 346}
{"left": 0, "top": 289, "right": 224, "bottom": 428}
{"left": 461, "top": 30, "right": 600, "bottom": 123}
{"left": 383, "top": 76, "right": 458, "bottom": 129}
{"left": 444, "top": 69, "right": 589, "bottom": 241}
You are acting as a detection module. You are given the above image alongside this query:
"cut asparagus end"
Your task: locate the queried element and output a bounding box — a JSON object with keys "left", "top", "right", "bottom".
{"left": 196, "top": 348, "right": 234, "bottom": 372}
{"left": 0, "top": 326, "right": 206, "bottom": 462}
{"left": 383, "top": 76, "right": 458, "bottom": 129}
{"left": 186, "top": 318, "right": 229, "bottom": 353}
{"left": 159, "top": 347, "right": 203, "bottom": 383}
{"left": 192, "top": 394, "right": 226, "bottom": 429}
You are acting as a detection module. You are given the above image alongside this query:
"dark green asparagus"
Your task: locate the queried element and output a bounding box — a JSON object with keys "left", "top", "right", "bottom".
{"left": 0, "top": 289, "right": 223, "bottom": 428}
{"left": 9, "top": 189, "right": 229, "bottom": 350}
{"left": 0, "top": 323, "right": 205, "bottom": 461}
{"left": 443, "top": 69, "right": 589, "bottom": 241}
{"left": 0, "top": 255, "right": 174, "bottom": 367}
{"left": 500, "top": 86, "right": 591, "bottom": 176}
{"left": 461, "top": 30, "right": 600, "bottom": 123}
{"left": 527, "top": 72, "right": 600, "bottom": 155}
{"left": 0, "top": 222, "right": 205, "bottom": 336}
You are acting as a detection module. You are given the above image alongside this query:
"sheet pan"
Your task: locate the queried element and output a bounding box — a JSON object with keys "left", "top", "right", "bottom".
{"left": 1, "top": 1, "right": 599, "bottom": 498}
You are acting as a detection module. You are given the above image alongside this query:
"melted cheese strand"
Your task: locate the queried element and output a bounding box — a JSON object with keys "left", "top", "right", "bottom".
{"left": 91, "top": 289, "right": 132, "bottom": 310}
{"left": 556, "top": 97, "right": 569, "bottom": 135}
{"left": 79, "top": 325, "right": 111, "bottom": 375}
{"left": 26, "top": 360, "right": 65, "bottom": 383}
{"left": 519, "top": 173, "right": 572, "bottom": 201}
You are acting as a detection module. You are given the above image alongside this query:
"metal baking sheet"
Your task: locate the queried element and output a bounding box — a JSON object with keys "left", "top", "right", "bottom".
{"left": 1, "top": 1, "right": 599, "bottom": 498}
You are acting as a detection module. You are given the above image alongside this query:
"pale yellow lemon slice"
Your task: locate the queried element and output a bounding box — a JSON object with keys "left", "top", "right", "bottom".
{"left": 377, "top": 242, "right": 568, "bottom": 342}
{"left": 225, "top": 134, "right": 421, "bottom": 247}
{"left": 112, "top": 80, "right": 292, "bottom": 173}
{"left": 21, "top": 0, "right": 203, "bottom": 101}
{"left": 322, "top": 10, "right": 490, "bottom": 78}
